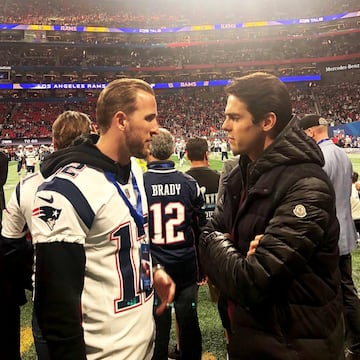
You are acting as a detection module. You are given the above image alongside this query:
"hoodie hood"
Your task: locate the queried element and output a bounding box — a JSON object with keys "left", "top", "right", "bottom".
{"left": 40, "top": 133, "right": 131, "bottom": 184}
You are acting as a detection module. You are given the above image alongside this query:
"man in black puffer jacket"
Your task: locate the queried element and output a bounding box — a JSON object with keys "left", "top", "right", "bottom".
{"left": 200, "top": 72, "right": 344, "bottom": 360}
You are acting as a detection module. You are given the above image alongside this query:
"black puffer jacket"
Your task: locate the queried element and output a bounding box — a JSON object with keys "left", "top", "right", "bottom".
{"left": 200, "top": 116, "right": 344, "bottom": 359}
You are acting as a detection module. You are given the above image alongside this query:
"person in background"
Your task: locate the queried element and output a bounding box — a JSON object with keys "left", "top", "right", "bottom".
{"left": 0, "top": 149, "right": 8, "bottom": 226}
{"left": 175, "top": 138, "right": 186, "bottom": 167}
{"left": 15, "top": 144, "right": 24, "bottom": 176}
{"left": 0, "top": 149, "right": 12, "bottom": 357}
{"left": 200, "top": 72, "right": 343, "bottom": 359}
{"left": 213, "top": 138, "right": 221, "bottom": 158}
{"left": 31, "top": 79, "right": 174, "bottom": 360}
{"left": 144, "top": 128, "right": 205, "bottom": 360}
{"left": 352, "top": 172, "right": 360, "bottom": 200}
{"left": 0, "top": 110, "right": 93, "bottom": 360}
{"left": 220, "top": 139, "right": 229, "bottom": 162}
{"left": 39, "top": 145, "right": 51, "bottom": 165}
{"left": 185, "top": 136, "right": 220, "bottom": 297}
{"left": 351, "top": 172, "right": 360, "bottom": 236}
{"left": 300, "top": 114, "right": 360, "bottom": 359}
{"left": 163, "top": 136, "right": 221, "bottom": 359}
{"left": 24, "top": 144, "right": 38, "bottom": 175}
{"left": 186, "top": 136, "right": 220, "bottom": 222}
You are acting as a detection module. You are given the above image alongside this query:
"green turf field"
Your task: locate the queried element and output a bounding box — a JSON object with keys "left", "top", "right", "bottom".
{"left": 4, "top": 152, "right": 360, "bottom": 360}
{"left": 348, "top": 153, "right": 360, "bottom": 175}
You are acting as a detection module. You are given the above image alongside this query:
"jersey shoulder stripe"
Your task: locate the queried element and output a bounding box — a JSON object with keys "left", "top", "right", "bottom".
{"left": 38, "top": 177, "right": 95, "bottom": 229}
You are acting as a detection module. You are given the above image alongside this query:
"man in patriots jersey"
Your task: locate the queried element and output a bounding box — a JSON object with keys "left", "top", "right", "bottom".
{"left": 15, "top": 144, "right": 24, "bottom": 176}
{"left": 31, "top": 79, "right": 175, "bottom": 360}
{"left": 175, "top": 138, "right": 186, "bottom": 167}
{"left": 144, "top": 128, "right": 206, "bottom": 360}
{"left": 24, "top": 144, "right": 38, "bottom": 174}
{"left": 39, "top": 145, "right": 51, "bottom": 165}
{"left": 0, "top": 110, "right": 93, "bottom": 360}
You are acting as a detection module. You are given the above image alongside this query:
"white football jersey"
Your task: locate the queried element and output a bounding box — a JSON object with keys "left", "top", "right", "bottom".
{"left": 31, "top": 158, "right": 154, "bottom": 360}
{"left": 15, "top": 149, "right": 24, "bottom": 162}
{"left": 24, "top": 149, "right": 38, "bottom": 167}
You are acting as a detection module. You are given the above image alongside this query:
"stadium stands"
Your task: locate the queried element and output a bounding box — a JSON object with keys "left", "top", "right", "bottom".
{"left": 0, "top": 82, "right": 358, "bottom": 141}
{"left": 0, "top": 0, "right": 359, "bottom": 26}
{"left": 0, "top": 0, "right": 358, "bottom": 143}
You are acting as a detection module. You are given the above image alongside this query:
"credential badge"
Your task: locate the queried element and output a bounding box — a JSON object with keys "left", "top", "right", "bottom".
{"left": 124, "top": 188, "right": 131, "bottom": 199}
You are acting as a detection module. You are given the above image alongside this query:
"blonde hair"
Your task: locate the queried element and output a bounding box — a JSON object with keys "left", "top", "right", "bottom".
{"left": 96, "top": 78, "right": 154, "bottom": 134}
{"left": 52, "top": 111, "right": 92, "bottom": 150}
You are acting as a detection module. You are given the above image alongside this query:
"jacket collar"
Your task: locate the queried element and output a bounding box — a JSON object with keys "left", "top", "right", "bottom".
{"left": 246, "top": 115, "right": 324, "bottom": 187}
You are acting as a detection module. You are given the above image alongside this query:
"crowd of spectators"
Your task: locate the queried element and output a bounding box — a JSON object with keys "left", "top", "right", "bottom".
{"left": 0, "top": 83, "right": 358, "bottom": 140}
{"left": 0, "top": 28, "right": 358, "bottom": 84}
{"left": 0, "top": 0, "right": 358, "bottom": 145}
{"left": 1, "top": 32, "right": 358, "bottom": 68}
{"left": 314, "top": 82, "right": 360, "bottom": 125}
{"left": 0, "top": 0, "right": 359, "bottom": 27}
{"left": 0, "top": 0, "right": 357, "bottom": 88}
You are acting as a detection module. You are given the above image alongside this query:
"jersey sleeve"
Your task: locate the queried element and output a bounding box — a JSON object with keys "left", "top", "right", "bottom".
{"left": 1, "top": 182, "right": 33, "bottom": 295}
{"left": 2, "top": 183, "right": 27, "bottom": 239}
{"left": 32, "top": 177, "right": 91, "bottom": 360}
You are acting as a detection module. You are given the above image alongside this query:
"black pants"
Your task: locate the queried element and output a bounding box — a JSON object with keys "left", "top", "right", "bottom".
{"left": 152, "top": 284, "right": 202, "bottom": 360}
{"left": 26, "top": 165, "right": 35, "bottom": 173}
{"left": 221, "top": 152, "right": 228, "bottom": 161}
{"left": 354, "top": 220, "right": 360, "bottom": 235}
{"left": 340, "top": 254, "right": 360, "bottom": 354}
{"left": 17, "top": 160, "right": 22, "bottom": 173}
{"left": 32, "top": 309, "right": 51, "bottom": 360}
{"left": 0, "top": 304, "right": 21, "bottom": 359}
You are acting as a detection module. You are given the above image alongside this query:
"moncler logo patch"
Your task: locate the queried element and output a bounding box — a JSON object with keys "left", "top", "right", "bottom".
{"left": 293, "top": 204, "right": 307, "bottom": 218}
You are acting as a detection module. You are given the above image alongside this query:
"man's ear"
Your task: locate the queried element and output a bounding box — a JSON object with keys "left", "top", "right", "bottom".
{"left": 113, "top": 111, "right": 127, "bottom": 130}
{"left": 262, "top": 112, "right": 277, "bottom": 133}
{"left": 305, "top": 127, "right": 315, "bottom": 139}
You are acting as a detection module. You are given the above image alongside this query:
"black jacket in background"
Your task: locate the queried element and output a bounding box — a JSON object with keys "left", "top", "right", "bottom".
{"left": 0, "top": 150, "right": 8, "bottom": 216}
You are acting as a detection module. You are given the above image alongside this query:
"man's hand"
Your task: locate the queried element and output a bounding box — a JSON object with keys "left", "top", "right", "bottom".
{"left": 247, "top": 234, "right": 264, "bottom": 257}
{"left": 153, "top": 268, "right": 175, "bottom": 315}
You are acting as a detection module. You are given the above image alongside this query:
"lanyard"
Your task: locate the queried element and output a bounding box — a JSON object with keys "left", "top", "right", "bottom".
{"left": 105, "top": 171, "right": 144, "bottom": 237}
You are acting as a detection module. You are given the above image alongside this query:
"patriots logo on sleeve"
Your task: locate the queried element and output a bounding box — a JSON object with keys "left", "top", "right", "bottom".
{"left": 33, "top": 206, "right": 62, "bottom": 231}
